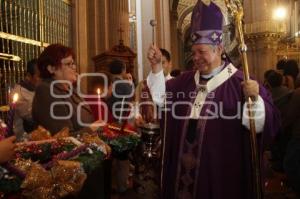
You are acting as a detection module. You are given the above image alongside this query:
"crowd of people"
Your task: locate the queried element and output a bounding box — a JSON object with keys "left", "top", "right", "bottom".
{"left": 264, "top": 58, "right": 300, "bottom": 196}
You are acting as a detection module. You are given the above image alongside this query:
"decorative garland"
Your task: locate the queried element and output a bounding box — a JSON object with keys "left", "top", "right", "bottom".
{"left": 74, "top": 149, "right": 104, "bottom": 174}
{"left": 101, "top": 134, "right": 140, "bottom": 155}
{"left": 100, "top": 124, "right": 141, "bottom": 159}
{"left": 43, "top": 144, "right": 89, "bottom": 169}
{"left": 0, "top": 138, "right": 106, "bottom": 195}
{"left": 0, "top": 124, "right": 141, "bottom": 196}
{"left": 16, "top": 140, "right": 76, "bottom": 163}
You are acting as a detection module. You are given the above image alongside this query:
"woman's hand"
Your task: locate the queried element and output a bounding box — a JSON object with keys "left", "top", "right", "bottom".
{"left": 89, "top": 119, "right": 107, "bottom": 132}
{"left": 0, "top": 136, "right": 16, "bottom": 163}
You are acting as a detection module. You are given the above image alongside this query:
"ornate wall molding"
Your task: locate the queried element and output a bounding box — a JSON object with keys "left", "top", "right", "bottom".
{"left": 177, "top": 6, "right": 193, "bottom": 33}
{"left": 245, "top": 32, "right": 283, "bottom": 50}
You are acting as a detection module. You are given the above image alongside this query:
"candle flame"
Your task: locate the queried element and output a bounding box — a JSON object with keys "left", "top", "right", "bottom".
{"left": 12, "top": 93, "right": 19, "bottom": 103}
{"left": 97, "top": 88, "right": 101, "bottom": 95}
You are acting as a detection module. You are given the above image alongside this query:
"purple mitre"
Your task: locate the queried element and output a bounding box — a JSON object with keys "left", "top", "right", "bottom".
{"left": 191, "top": 0, "right": 224, "bottom": 45}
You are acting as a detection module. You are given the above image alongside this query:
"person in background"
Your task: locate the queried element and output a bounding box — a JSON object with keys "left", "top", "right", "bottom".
{"left": 160, "top": 48, "right": 173, "bottom": 81}
{"left": 276, "top": 59, "right": 286, "bottom": 71}
{"left": 170, "top": 69, "right": 182, "bottom": 78}
{"left": 107, "top": 59, "right": 134, "bottom": 194}
{"left": 12, "top": 59, "right": 40, "bottom": 139}
{"left": 264, "top": 70, "right": 292, "bottom": 172}
{"left": 283, "top": 86, "right": 300, "bottom": 197}
{"left": 295, "top": 74, "right": 300, "bottom": 89}
{"left": 263, "top": 69, "right": 292, "bottom": 114}
{"left": 276, "top": 59, "right": 299, "bottom": 89}
{"left": 134, "top": 49, "right": 174, "bottom": 126}
{"left": 107, "top": 59, "right": 133, "bottom": 123}
{"left": 284, "top": 59, "right": 299, "bottom": 89}
{"left": 123, "top": 73, "right": 134, "bottom": 84}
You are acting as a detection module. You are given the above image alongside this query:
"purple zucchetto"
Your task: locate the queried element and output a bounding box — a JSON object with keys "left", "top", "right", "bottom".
{"left": 191, "top": 0, "right": 224, "bottom": 45}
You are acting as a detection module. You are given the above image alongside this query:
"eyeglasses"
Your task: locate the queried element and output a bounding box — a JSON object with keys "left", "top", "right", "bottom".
{"left": 61, "top": 61, "right": 77, "bottom": 70}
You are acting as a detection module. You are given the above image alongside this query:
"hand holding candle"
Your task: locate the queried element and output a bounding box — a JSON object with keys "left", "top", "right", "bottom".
{"left": 6, "top": 93, "right": 19, "bottom": 137}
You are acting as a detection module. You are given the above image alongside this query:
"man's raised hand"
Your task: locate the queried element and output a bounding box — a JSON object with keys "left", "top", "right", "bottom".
{"left": 147, "top": 44, "right": 162, "bottom": 73}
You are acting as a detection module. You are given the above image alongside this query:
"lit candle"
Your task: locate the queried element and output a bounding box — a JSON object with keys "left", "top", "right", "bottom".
{"left": 6, "top": 93, "right": 18, "bottom": 137}
{"left": 97, "top": 88, "right": 102, "bottom": 120}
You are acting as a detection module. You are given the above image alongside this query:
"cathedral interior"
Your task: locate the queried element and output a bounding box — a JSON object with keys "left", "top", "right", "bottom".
{"left": 0, "top": 0, "right": 300, "bottom": 198}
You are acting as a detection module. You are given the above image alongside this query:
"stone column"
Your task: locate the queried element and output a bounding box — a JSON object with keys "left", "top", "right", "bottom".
{"left": 72, "top": 0, "right": 89, "bottom": 92}
{"left": 243, "top": 0, "right": 284, "bottom": 82}
{"left": 170, "top": 10, "right": 180, "bottom": 68}
{"left": 136, "top": 0, "right": 155, "bottom": 79}
{"left": 108, "top": 0, "right": 130, "bottom": 47}
{"left": 246, "top": 33, "right": 281, "bottom": 82}
{"left": 98, "top": 0, "right": 110, "bottom": 52}
{"left": 86, "top": 0, "right": 109, "bottom": 66}
{"left": 155, "top": 0, "right": 171, "bottom": 51}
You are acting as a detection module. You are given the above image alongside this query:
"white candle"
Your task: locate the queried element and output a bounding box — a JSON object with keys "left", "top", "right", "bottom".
{"left": 6, "top": 93, "right": 19, "bottom": 137}
{"left": 12, "top": 93, "right": 19, "bottom": 104}
{"left": 97, "top": 88, "right": 102, "bottom": 120}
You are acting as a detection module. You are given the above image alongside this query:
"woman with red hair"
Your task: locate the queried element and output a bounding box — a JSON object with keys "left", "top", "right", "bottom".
{"left": 32, "top": 44, "right": 102, "bottom": 135}
{"left": 32, "top": 44, "right": 107, "bottom": 198}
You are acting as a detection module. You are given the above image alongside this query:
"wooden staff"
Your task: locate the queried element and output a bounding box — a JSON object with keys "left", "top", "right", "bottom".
{"left": 224, "top": 0, "right": 262, "bottom": 198}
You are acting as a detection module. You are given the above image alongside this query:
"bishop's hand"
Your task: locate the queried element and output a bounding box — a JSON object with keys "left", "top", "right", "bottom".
{"left": 241, "top": 80, "right": 259, "bottom": 102}
{"left": 147, "top": 44, "right": 162, "bottom": 73}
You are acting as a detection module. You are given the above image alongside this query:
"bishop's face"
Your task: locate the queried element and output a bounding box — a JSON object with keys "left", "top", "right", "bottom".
{"left": 192, "top": 44, "right": 222, "bottom": 74}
